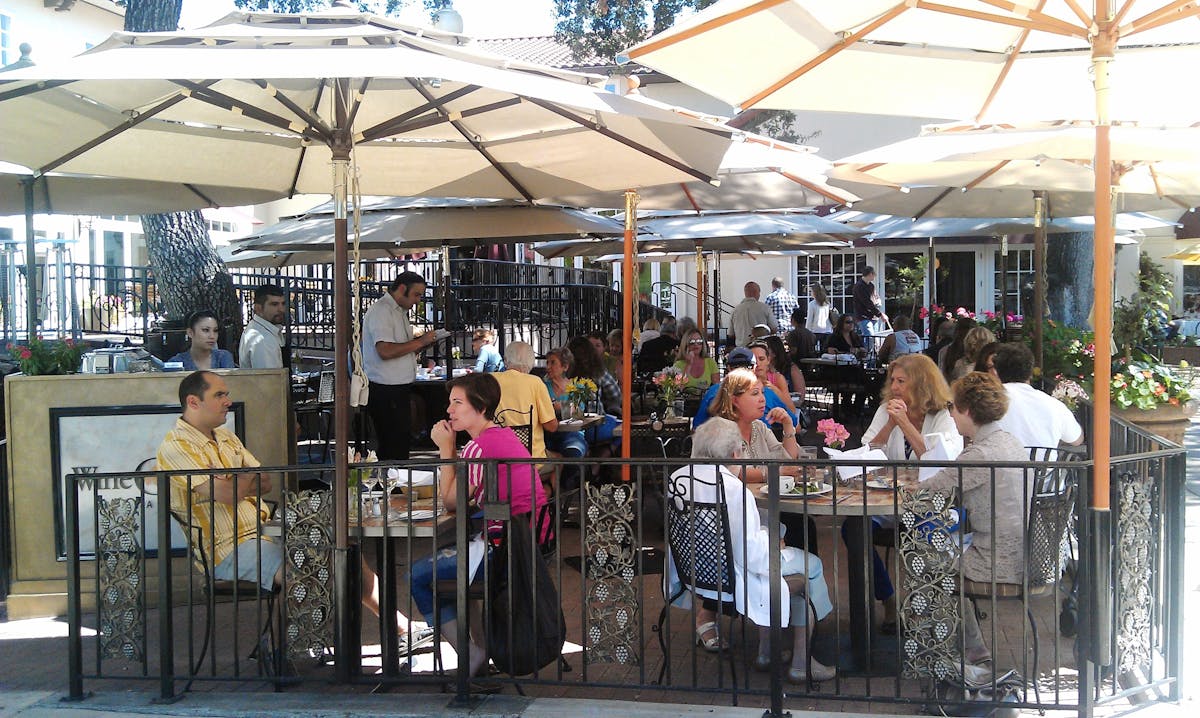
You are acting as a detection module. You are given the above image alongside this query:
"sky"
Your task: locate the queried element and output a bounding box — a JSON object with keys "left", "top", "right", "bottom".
{"left": 180, "top": 1, "right": 559, "bottom": 38}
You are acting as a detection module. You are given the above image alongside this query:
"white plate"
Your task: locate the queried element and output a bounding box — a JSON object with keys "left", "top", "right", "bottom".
{"left": 402, "top": 509, "right": 437, "bottom": 521}
{"left": 865, "top": 479, "right": 896, "bottom": 490}
{"left": 759, "top": 482, "right": 833, "bottom": 498}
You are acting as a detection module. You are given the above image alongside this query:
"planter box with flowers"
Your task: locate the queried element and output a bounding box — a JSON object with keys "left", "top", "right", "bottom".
{"left": 6, "top": 337, "right": 87, "bottom": 376}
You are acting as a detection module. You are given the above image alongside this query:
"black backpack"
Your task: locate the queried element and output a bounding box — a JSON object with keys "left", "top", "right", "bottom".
{"left": 485, "top": 513, "right": 566, "bottom": 676}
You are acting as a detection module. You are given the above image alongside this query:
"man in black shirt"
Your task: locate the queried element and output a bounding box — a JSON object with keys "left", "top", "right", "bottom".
{"left": 636, "top": 316, "right": 679, "bottom": 374}
{"left": 852, "top": 266, "right": 885, "bottom": 337}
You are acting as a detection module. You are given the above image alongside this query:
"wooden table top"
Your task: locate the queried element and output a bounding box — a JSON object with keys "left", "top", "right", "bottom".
{"left": 767, "top": 467, "right": 920, "bottom": 517}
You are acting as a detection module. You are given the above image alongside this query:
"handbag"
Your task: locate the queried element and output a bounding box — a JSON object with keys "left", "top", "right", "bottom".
{"left": 486, "top": 513, "right": 566, "bottom": 675}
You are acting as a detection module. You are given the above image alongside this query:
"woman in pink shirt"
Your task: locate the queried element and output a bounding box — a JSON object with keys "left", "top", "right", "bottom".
{"left": 409, "top": 373, "right": 547, "bottom": 677}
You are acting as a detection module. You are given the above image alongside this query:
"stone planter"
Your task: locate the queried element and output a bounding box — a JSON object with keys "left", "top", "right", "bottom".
{"left": 1112, "top": 403, "right": 1195, "bottom": 445}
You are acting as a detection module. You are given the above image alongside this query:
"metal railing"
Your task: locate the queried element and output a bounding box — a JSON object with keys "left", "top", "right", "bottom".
{"left": 63, "top": 430, "right": 1185, "bottom": 716}
{"left": 3, "top": 259, "right": 617, "bottom": 358}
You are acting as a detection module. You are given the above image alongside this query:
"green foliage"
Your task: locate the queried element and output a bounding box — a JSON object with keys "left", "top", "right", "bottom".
{"left": 736, "top": 110, "right": 803, "bottom": 143}
{"left": 232, "top": 0, "right": 410, "bottom": 14}
{"left": 7, "top": 338, "right": 86, "bottom": 375}
{"left": 1113, "top": 253, "right": 1173, "bottom": 359}
{"left": 1111, "top": 355, "right": 1192, "bottom": 410}
{"left": 554, "top": 0, "right": 719, "bottom": 64}
{"left": 893, "top": 254, "right": 927, "bottom": 323}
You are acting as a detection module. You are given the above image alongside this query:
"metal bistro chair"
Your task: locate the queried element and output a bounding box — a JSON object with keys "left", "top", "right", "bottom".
{"left": 495, "top": 405, "right": 562, "bottom": 562}
{"left": 961, "top": 450, "right": 1080, "bottom": 710}
{"left": 655, "top": 469, "right": 740, "bottom": 699}
{"left": 168, "top": 506, "right": 280, "bottom": 686}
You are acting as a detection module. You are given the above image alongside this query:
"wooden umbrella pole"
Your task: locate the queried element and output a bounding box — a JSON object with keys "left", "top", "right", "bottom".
{"left": 622, "top": 191, "right": 638, "bottom": 481}
{"left": 1091, "top": 10, "right": 1115, "bottom": 511}
{"left": 1033, "top": 191, "right": 1047, "bottom": 372}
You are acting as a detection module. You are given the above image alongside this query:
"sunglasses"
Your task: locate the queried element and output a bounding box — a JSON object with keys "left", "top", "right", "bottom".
{"left": 688, "top": 339, "right": 705, "bottom": 345}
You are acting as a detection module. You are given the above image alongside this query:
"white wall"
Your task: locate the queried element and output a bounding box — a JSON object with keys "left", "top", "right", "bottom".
{"left": 1, "top": 0, "right": 122, "bottom": 65}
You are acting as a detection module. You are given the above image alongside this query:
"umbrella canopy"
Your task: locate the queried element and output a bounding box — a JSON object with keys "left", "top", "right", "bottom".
{"left": 0, "top": 9, "right": 732, "bottom": 639}
{"left": 832, "top": 122, "right": 1200, "bottom": 217}
{"left": 535, "top": 212, "right": 859, "bottom": 258}
{"left": 859, "top": 213, "right": 1169, "bottom": 241}
{"left": 231, "top": 197, "right": 626, "bottom": 254}
{"left": 543, "top": 129, "right": 855, "bottom": 210}
{"left": 1167, "top": 243, "right": 1200, "bottom": 264}
{"left": 0, "top": 163, "right": 282, "bottom": 215}
{"left": 621, "top": 0, "right": 1200, "bottom": 123}
{"left": 0, "top": 14, "right": 730, "bottom": 201}
{"left": 217, "top": 245, "right": 407, "bottom": 269}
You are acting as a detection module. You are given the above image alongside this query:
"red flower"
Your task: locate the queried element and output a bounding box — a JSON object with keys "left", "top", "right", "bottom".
{"left": 19, "top": 348, "right": 32, "bottom": 360}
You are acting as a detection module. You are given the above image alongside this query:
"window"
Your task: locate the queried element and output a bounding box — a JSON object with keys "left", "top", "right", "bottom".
{"left": 797, "top": 252, "right": 867, "bottom": 317}
{"left": 206, "top": 219, "right": 235, "bottom": 233}
{"left": 993, "top": 248, "right": 1034, "bottom": 317}
{"left": 1, "top": 14, "right": 11, "bottom": 67}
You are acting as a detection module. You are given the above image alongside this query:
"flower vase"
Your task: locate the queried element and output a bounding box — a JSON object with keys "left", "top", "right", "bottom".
{"left": 662, "top": 399, "right": 677, "bottom": 419}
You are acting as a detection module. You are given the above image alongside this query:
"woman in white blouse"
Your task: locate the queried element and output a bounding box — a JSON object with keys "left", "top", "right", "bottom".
{"left": 850, "top": 353, "right": 963, "bottom": 634}
{"left": 804, "top": 284, "right": 833, "bottom": 347}
{"left": 667, "top": 418, "right": 836, "bottom": 682}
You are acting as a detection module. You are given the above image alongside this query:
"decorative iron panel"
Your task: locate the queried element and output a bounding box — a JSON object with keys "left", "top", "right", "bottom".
{"left": 1115, "top": 470, "right": 1155, "bottom": 675}
{"left": 96, "top": 494, "right": 144, "bottom": 663}
{"left": 899, "top": 486, "right": 962, "bottom": 682}
{"left": 583, "top": 482, "right": 640, "bottom": 666}
{"left": 283, "top": 490, "right": 335, "bottom": 661}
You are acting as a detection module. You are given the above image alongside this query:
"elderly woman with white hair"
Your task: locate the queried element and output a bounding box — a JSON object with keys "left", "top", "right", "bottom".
{"left": 490, "top": 341, "right": 558, "bottom": 462}
{"left": 665, "top": 417, "right": 836, "bottom": 683}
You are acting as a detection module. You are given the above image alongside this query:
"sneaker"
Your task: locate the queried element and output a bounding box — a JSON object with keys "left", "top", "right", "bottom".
{"left": 401, "top": 625, "right": 437, "bottom": 654}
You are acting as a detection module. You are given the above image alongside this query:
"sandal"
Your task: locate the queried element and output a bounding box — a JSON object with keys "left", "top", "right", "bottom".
{"left": 694, "top": 621, "right": 727, "bottom": 653}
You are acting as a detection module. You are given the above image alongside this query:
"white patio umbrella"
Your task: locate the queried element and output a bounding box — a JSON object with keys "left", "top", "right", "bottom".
{"left": 622, "top": 0, "right": 1200, "bottom": 515}
{"left": 0, "top": 9, "right": 731, "bottom": 660}
{"left": 231, "top": 197, "right": 626, "bottom": 254}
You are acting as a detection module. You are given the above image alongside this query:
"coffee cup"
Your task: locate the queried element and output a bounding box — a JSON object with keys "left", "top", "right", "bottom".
{"left": 778, "top": 476, "right": 795, "bottom": 494}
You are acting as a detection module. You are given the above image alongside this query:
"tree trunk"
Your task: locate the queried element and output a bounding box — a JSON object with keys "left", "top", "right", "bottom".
{"left": 126, "top": 0, "right": 242, "bottom": 346}
{"left": 1045, "top": 231, "right": 1094, "bottom": 329}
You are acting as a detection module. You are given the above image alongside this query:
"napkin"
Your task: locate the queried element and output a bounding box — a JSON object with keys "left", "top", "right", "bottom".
{"left": 387, "top": 467, "right": 437, "bottom": 487}
{"left": 823, "top": 445, "right": 888, "bottom": 481}
{"left": 918, "top": 432, "right": 962, "bottom": 481}
{"left": 821, "top": 353, "right": 859, "bottom": 364}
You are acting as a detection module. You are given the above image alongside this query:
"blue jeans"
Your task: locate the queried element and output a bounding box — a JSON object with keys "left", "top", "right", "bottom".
{"left": 858, "top": 318, "right": 875, "bottom": 337}
{"left": 409, "top": 545, "right": 472, "bottom": 627}
{"left": 545, "top": 430, "right": 586, "bottom": 458}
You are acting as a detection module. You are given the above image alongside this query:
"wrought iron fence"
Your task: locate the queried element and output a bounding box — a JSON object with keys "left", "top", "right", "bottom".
{"left": 3, "top": 259, "right": 617, "bottom": 359}
{"left": 63, "top": 434, "right": 1185, "bottom": 717}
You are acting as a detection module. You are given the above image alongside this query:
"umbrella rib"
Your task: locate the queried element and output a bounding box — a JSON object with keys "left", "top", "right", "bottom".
{"left": 778, "top": 170, "right": 854, "bottom": 204}
{"left": 1062, "top": 0, "right": 1096, "bottom": 26}
{"left": 739, "top": 3, "right": 910, "bottom": 110}
{"left": 37, "top": 83, "right": 214, "bottom": 175}
{"left": 172, "top": 80, "right": 329, "bottom": 142}
{"left": 917, "top": 1, "right": 1088, "bottom": 37}
{"left": 357, "top": 84, "right": 481, "bottom": 141}
{"left": 406, "top": 79, "right": 536, "bottom": 202}
{"left": 964, "top": 161, "right": 1010, "bottom": 190}
{"left": 0, "top": 79, "right": 76, "bottom": 103}
{"left": 625, "top": 0, "right": 789, "bottom": 59}
{"left": 251, "top": 79, "right": 334, "bottom": 140}
{"left": 182, "top": 183, "right": 217, "bottom": 208}
{"left": 970, "top": 0, "right": 1090, "bottom": 34}
{"left": 680, "top": 183, "right": 704, "bottom": 212}
{"left": 976, "top": 0, "right": 1047, "bottom": 123}
{"left": 521, "top": 96, "right": 722, "bottom": 185}
{"left": 915, "top": 187, "right": 956, "bottom": 220}
{"left": 1122, "top": 1, "right": 1200, "bottom": 36}
{"left": 286, "top": 82, "right": 327, "bottom": 199}
{"left": 344, "top": 78, "right": 371, "bottom": 136}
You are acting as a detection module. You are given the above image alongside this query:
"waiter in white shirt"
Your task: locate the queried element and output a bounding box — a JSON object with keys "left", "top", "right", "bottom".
{"left": 238, "top": 284, "right": 287, "bottom": 369}
{"left": 362, "top": 271, "right": 442, "bottom": 460}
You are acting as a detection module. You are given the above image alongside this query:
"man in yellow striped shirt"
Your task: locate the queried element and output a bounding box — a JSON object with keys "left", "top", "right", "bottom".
{"left": 157, "top": 371, "right": 434, "bottom": 651}
{"left": 156, "top": 370, "right": 281, "bottom": 589}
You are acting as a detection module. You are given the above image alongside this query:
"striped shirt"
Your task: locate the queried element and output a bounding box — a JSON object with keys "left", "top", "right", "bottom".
{"left": 156, "top": 417, "right": 268, "bottom": 568}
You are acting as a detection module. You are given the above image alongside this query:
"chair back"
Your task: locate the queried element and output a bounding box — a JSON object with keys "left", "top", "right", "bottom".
{"left": 665, "top": 469, "right": 736, "bottom": 601}
{"left": 1024, "top": 447, "right": 1081, "bottom": 589}
{"left": 495, "top": 404, "right": 534, "bottom": 452}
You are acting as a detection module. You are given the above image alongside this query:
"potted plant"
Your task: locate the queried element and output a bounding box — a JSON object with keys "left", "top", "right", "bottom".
{"left": 7, "top": 337, "right": 87, "bottom": 376}
{"left": 564, "top": 377, "right": 598, "bottom": 419}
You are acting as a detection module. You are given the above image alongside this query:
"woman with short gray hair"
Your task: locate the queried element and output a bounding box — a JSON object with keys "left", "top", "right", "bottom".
{"left": 667, "top": 417, "right": 836, "bottom": 682}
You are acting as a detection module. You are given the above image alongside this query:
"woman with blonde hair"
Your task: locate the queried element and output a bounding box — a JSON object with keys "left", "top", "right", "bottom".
{"left": 805, "top": 284, "right": 833, "bottom": 346}
{"left": 709, "top": 368, "right": 802, "bottom": 485}
{"left": 950, "top": 326, "right": 997, "bottom": 382}
{"left": 850, "top": 352, "right": 963, "bottom": 634}
{"left": 674, "top": 328, "right": 720, "bottom": 393}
